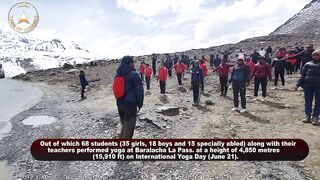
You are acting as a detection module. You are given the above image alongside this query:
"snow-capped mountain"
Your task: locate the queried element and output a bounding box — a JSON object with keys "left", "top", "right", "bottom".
{"left": 0, "top": 29, "right": 95, "bottom": 77}
{"left": 271, "top": 0, "right": 320, "bottom": 35}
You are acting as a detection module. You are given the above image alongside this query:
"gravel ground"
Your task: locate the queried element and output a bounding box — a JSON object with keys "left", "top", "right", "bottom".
{"left": 1, "top": 63, "right": 320, "bottom": 180}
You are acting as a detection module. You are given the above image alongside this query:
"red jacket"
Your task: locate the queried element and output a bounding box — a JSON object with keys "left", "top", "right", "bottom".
{"left": 285, "top": 52, "right": 297, "bottom": 65}
{"left": 202, "top": 57, "right": 209, "bottom": 63}
{"left": 276, "top": 50, "right": 287, "bottom": 58}
{"left": 200, "top": 63, "right": 208, "bottom": 77}
{"left": 252, "top": 63, "right": 272, "bottom": 79}
{"left": 157, "top": 67, "right": 168, "bottom": 81}
{"left": 246, "top": 60, "right": 255, "bottom": 74}
{"left": 139, "top": 64, "right": 146, "bottom": 74}
{"left": 145, "top": 67, "right": 152, "bottom": 77}
{"left": 173, "top": 63, "right": 187, "bottom": 73}
{"left": 213, "top": 64, "right": 233, "bottom": 77}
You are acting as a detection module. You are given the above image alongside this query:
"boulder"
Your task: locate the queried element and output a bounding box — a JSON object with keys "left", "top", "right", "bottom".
{"left": 156, "top": 106, "right": 179, "bottom": 116}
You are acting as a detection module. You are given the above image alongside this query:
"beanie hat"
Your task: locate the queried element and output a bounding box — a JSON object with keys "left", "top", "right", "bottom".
{"left": 122, "top": 56, "right": 134, "bottom": 65}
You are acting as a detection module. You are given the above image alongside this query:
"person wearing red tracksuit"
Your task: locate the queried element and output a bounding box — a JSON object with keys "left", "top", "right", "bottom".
{"left": 199, "top": 60, "right": 208, "bottom": 92}
{"left": 285, "top": 50, "right": 297, "bottom": 75}
{"left": 171, "top": 60, "right": 187, "bottom": 86}
{"left": 145, "top": 64, "right": 152, "bottom": 90}
{"left": 213, "top": 59, "right": 234, "bottom": 96}
{"left": 245, "top": 57, "right": 255, "bottom": 75}
{"left": 157, "top": 63, "right": 168, "bottom": 94}
{"left": 252, "top": 56, "right": 272, "bottom": 99}
{"left": 139, "top": 61, "right": 146, "bottom": 81}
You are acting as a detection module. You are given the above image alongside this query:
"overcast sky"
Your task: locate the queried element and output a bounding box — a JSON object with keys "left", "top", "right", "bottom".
{"left": 0, "top": 0, "right": 310, "bottom": 59}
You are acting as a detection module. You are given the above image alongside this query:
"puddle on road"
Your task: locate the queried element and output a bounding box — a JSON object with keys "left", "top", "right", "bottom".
{"left": 0, "top": 160, "right": 13, "bottom": 180}
{"left": 22, "top": 116, "right": 57, "bottom": 127}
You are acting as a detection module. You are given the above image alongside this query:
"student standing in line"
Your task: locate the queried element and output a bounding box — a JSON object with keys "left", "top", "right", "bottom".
{"left": 171, "top": 60, "right": 187, "bottom": 86}
{"left": 199, "top": 59, "right": 208, "bottom": 92}
{"left": 114, "top": 56, "right": 144, "bottom": 139}
{"left": 251, "top": 56, "right": 272, "bottom": 100}
{"left": 230, "top": 57, "right": 251, "bottom": 113}
{"left": 165, "top": 54, "right": 173, "bottom": 78}
{"left": 157, "top": 62, "right": 168, "bottom": 95}
{"left": 245, "top": 57, "right": 255, "bottom": 75}
{"left": 296, "top": 50, "right": 320, "bottom": 126}
{"left": 271, "top": 51, "right": 286, "bottom": 89}
{"left": 191, "top": 60, "right": 204, "bottom": 105}
{"left": 79, "top": 70, "right": 89, "bottom": 99}
{"left": 213, "top": 59, "right": 234, "bottom": 96}
{"left": 139, "top": 61, "right": 146, "bottom": 81}
{"left": 151, "top": 54, "right": 157, "bottom": 77}
{"left": 145, "top": 64, "right": 152, "bottom": 90}
{"left": 213, "top": 54, "right": 222, "bottom": 68}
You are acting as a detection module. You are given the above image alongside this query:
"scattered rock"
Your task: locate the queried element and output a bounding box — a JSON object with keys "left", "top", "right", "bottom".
{"left": 156, "top": 106, "right": 180, "bottom": 116}
{"left": 178, "top": 86, "right": 188, "bottom": 93}
{"left": 205, "top": 100, "right": 215, "bottom": 106}
{"left": 66, "top": 68, "right": 79, "bottom": 74}
{"left": 62, "top": 63, "right": 74, "bottom": 70}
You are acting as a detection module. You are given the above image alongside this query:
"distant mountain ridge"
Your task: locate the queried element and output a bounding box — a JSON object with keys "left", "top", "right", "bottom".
{"left": 0, "top": 29, "right": 95, "bottom": 77}
{"left": 271, "top": 0, "right": 320, "bottom": 35}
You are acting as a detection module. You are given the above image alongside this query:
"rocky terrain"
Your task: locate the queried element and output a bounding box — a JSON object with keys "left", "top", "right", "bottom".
{"left": 1, "top": 57, "right": 320, "bottom": 179}
{"left": 1, "top": 0, "right": 320, "bottom": 178}
{"left": 271, "top": 0, "right": 320, "bottom": 35}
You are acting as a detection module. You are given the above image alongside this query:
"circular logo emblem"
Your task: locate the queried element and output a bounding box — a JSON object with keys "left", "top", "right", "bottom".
{"left": 8, "top": 2, "right": 39, "bottom": 33}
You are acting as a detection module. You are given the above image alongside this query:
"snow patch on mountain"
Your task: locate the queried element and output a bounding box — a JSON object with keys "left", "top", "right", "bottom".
{"left": 271, "top": 0, "right": 320, "bottom": 35}
{"left": 0, "top": 29, "right": 95, "bottom": 77}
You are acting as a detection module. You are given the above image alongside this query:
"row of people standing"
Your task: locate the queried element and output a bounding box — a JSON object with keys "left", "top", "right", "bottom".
{"left": 111, "top": 47, "right": 319, "bottom": 139}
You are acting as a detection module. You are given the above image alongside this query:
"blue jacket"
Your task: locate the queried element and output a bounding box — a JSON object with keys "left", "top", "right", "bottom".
{"left": 79, "top": 74, "right": 88, "bottom": 86}
{"left": 297, "top": 61, "right": 320, "bottom": 88}
{"left": 191, "top": 67, "right": 204, "bottom": 85}
{"left": 230, "top": 64, "right": 250, "bottom": 83}
{"left": 116, "top": 63, "right": 144, "bottom": 109}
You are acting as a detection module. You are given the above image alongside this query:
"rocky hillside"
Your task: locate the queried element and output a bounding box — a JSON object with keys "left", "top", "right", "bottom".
{"left": 271, "top": 0, "right": 320, "bottom": 35}
{"left": 0, "top": 29, "right": 95, "bottom": 77}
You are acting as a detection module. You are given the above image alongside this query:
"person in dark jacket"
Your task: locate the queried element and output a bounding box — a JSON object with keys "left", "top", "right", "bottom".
{"left": 213, "top": 54, "right": 222, "bottom": 68}
{"left": 250, "top": 49, "right": 260, "bottom": 64}
{"left": 271, "top": 52, "right": 286, "bottom": 88}
{"left": 294, "top": 46, "right": 304, "bottom": 72}
{"left": 301, "top": 44, "right": 315, "bottom": 71}
{"left": 173, "top": 54, "right": 179, "bottom": 64}
{"left": 219, "top": 50, "right": 232, "bottom": 61}
{"left": 115, "top": 56, "right": 144, "bottom": 139}
{"left": 252, "top": 56, "right": 272, "bottom": 99}
{"left": 184, "top": 55, "right": 191, "bottom": 72}
{"left": 209, "top": 54, "right": 214, "bottom": 68}
{"left": 296, "top": 50, "right": 320, "bottom": 126}
{"left": 152, "top": 54, "right": 157, "bottom": 77}
{"left": 79, "top": 70, "right": 89, "bottom": 99}
{"left": 165, "top": 54, "right": 173, "bottom": 77}
{"left": 230, "top": 57, "right": 251, "bottom": 113}
{"left": 191, "top": 60, "right": 204, "bottom": 105}
{"left": 266, "top": 46, "right": 272, "bottom": 62}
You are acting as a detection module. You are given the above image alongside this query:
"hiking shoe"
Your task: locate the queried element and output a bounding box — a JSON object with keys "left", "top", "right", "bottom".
{"left": 240, "top": 108, "right": 247, "bottom": 113}
{"left": 302, "top": 116, "right": 312, "bottom": 123}
{"left": 232, "top": 107, "right": 238, "bottom": 111}
{"left": 312, "top": 116, "right": 319, "bottom": 126}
